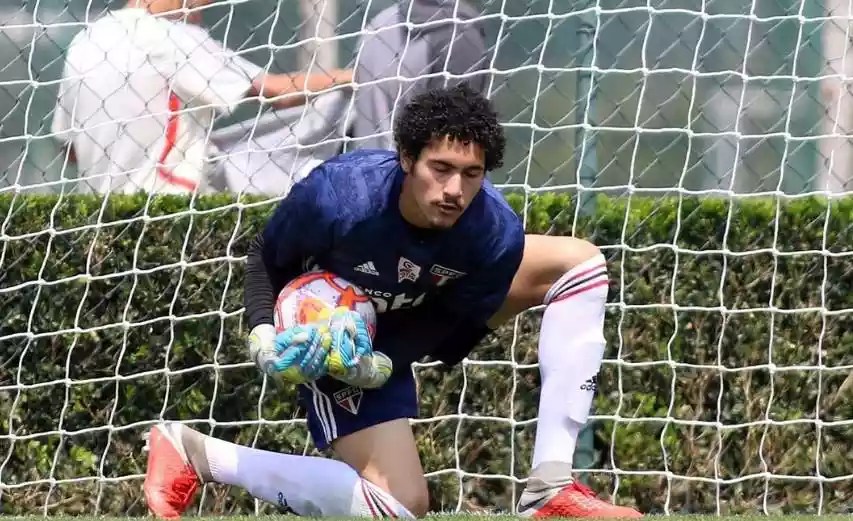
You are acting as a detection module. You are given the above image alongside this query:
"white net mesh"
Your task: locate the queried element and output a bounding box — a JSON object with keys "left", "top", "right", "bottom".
{"left": 1, "top": 0, "right": 853, "bottom": 517}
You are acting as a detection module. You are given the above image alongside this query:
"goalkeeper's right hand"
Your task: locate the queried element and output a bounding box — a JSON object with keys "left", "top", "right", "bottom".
{"left": 248, "top": 323, "right": 332, "bottom": 386}
{"left": 248, "top": 323, "right": 278, "bottom": 373}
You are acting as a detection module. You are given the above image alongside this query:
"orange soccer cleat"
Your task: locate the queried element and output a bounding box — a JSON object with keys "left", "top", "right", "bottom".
{"left": 142, "top": 424, "right": 200, "bottom": 519}
{"left": 517, "top": 480, "right": 643, "bottom": 519}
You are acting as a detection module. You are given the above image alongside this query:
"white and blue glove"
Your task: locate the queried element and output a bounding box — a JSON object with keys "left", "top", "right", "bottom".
{"left": 326, "top": 308, "right": 392, "bottom": 389}
{"left": 248, "top": 323, "right": 332, "bottom": 385}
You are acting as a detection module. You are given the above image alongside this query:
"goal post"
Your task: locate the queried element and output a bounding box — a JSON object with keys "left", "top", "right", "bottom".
{"left": 2, "top": 0, "right": 853, "bottom": 517}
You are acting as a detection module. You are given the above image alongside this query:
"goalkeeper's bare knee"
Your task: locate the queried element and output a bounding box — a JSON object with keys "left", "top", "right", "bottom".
{"left": 333, "top": 418, "right": 430, "bottom": 517}
{"left": 489, "top": 235, "right": 604, "bottom": 327}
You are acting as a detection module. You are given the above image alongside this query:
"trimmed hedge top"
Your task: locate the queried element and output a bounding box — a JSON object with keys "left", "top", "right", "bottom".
{"left": 1, "top": 191, "right": 852, "bottom": 516}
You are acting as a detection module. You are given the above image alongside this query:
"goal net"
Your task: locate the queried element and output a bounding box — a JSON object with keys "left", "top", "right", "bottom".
{"left": 1, "top": 0, "right": 852, "bottom": 517}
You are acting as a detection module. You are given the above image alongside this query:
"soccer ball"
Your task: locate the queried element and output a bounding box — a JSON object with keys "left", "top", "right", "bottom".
{"left": 274, "top": 270, "right": 377, "bottom": 339}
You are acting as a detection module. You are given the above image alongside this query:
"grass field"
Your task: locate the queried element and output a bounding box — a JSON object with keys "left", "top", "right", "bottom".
{"left": 0, "top": 514, "right": 853, "bottom": 521}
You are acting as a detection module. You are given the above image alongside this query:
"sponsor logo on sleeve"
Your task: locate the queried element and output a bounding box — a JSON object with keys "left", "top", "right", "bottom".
{"left": 429, "top": 264, "right": 466, "bottom": 286}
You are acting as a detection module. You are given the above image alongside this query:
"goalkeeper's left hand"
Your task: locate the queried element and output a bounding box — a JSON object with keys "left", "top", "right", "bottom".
{"left": 326, "top": 307, "right": 392, "bottom": 389}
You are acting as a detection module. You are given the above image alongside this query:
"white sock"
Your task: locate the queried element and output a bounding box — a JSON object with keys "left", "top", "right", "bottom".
{"left": 532, "top": 253, "right": 608, "bottom": 470}
{"left": 200, "top": 434, "right": 414, "bottom": 518}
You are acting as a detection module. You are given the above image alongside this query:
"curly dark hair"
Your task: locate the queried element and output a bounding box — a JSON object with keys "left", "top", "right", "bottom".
{"left": 393, "top": 83, "right": 505, "bottom": 172}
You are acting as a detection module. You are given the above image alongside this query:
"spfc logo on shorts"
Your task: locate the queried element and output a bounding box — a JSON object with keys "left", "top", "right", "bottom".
{"left": 429, "top": 264, "right": 466, "bottom": 287}
{"left": 333, "top": 386, "right": 363, "bottom": 414}
{"left": 397, "top": 257, "right": 421, "bottom": 283}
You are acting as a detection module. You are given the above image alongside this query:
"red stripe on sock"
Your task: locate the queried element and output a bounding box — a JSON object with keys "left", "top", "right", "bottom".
{"left": 365, "top": 481, "right": 399, "bottom": 518}
{"left": 550, "top": 279, "right": 609, "bottom": 303}
{"left": 566, "top": 262, "right": 606, "bottom": 285}
{"left": 369, "top": 487, "right": 398, "bottom": 518}
{"left": 360, "top": 480, "right": 382, "bottom": 518}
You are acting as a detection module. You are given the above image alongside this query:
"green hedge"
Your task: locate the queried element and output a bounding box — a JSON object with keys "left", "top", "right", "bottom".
{"left": 1, "top": 192, "right": 852, "bottom": 516}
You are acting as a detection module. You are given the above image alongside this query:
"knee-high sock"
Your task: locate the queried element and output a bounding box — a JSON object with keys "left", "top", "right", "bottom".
{"left": 181, "top": 427, "right": 414, "bottom": 518}
{"left": 532, "top": 253, "right": 608, "bottom": 470}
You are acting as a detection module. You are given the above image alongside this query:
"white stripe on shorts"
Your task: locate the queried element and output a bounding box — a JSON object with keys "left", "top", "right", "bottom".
{"left": 307, "top": 382, "right": 338, "bottom": 442}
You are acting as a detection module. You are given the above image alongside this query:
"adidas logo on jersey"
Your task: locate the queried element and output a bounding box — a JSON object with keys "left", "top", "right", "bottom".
{"left": 354, "top": 261, "right": 379, "bottom": 276}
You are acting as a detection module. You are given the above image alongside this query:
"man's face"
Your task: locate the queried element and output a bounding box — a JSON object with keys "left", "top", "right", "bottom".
{"left": 147, "top": 0, "right": 210, "bottom": 22}
{"left": 181, "top": 0, "right": 210, "bottom": 23}
{"left": 399, "top": 136, "right": 487, "bottom": 230}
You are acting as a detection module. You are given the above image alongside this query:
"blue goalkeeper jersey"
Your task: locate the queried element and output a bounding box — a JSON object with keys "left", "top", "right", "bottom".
{"left": 260, "top": 149, "right": 525, "bottom": 365}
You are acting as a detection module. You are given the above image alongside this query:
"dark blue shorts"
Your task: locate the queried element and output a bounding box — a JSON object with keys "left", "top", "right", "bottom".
{"left": 294, "top": 308, "right": 468, "bottom": 450}
{"left": 297, "top": 370, "right": 418, "bottom": 450}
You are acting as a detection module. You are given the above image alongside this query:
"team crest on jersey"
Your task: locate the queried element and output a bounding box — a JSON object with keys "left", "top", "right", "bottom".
{"left": 397, "top": 257, "right": 421, "bottom": 283}
{"left": 333, "top": 387, "right": 363, "bottom": 414}
{"left": 429, "top": 264, "right": 466, "bottom": 286}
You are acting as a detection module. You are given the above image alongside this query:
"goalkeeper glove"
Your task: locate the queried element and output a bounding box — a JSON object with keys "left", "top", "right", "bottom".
{"left": 248, "top": 323, "right": 332, "bottom": 385}
{"left": 248, "top": 323, "right": 277, "bottom": 374}
{"left": 326, "top": 308, "right": 392, "bottom": 389}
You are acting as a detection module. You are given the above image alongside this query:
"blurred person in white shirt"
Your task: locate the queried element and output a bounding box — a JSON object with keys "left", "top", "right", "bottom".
{"left": 50, "top": 0, "right": 351, "bottom": 195}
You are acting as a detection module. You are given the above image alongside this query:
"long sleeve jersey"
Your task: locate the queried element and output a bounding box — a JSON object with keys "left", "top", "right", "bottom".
{"left": 244, "top": 149, "right": 525, "bottom": 366}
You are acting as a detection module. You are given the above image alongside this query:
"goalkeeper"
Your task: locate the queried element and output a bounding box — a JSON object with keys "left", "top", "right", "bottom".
{"left": 143, "top": 84, "right": 643, "bottom": 519}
